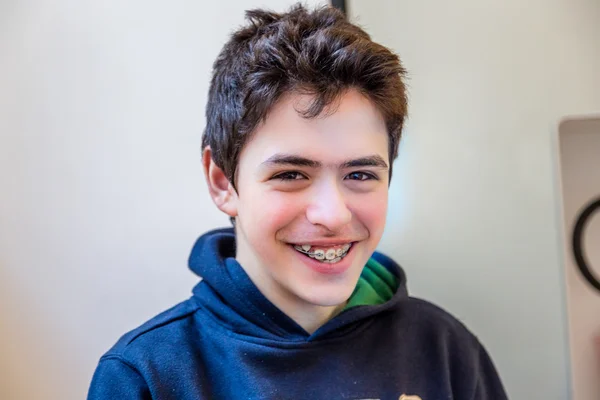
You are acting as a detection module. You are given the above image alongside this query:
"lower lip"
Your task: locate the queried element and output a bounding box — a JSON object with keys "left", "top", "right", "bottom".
{"left": 291, "top": 244, "right": 355, "bottom": 275}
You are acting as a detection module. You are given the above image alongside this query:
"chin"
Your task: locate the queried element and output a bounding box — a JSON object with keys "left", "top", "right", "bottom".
{"left": 283, "top": 242, "right": 370, "bottom": 307}
{"left": 297, "top": 281, "right": 357, "bottom": 308}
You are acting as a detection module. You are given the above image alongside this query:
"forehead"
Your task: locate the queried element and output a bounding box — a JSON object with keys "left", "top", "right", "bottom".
{"left": 241, "top": 89, "right": 389, "bottom": 164}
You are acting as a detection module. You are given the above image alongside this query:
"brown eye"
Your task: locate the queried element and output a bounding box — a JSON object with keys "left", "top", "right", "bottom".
{"left": 272, "top": 171, "right": 307, "bottom": 181}
{"left": 346, "top": 172, "right": 377, "bottom": 181}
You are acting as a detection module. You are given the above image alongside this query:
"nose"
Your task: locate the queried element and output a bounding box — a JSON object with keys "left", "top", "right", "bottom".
{"left": 305, "top": 181, "right": 352, "bottom": 231}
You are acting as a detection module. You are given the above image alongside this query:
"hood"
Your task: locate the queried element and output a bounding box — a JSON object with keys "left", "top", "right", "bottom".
{"left": 188, "top": 227, "right": 408, "bottom": 342}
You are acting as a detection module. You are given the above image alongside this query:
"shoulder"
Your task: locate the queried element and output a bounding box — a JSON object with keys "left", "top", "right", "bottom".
{"left": 394, "top": 296, "right": 490, "bottom": 370}
{"left": 396, "top": 297, "right": 507, "bottom": 397}
{"left": 406, "top": 296, "right": 475, "bottom": 336}
{"left": 372, "top": 250, "right": 478, "bottom": 345}
{"left": 100, "top": 297, "right": 203, "bottom": 363}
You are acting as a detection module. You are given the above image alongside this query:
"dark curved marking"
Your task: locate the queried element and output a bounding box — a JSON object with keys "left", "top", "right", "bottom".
{"left": 572, "top": 196, "right": 600, "bottom": 293}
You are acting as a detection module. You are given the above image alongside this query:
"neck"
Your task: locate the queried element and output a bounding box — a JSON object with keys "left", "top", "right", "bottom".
{"left": 244, "top": 264, "right": 347, "bottom": 334}
{"left": 285, "top": 299, "right": 347, "bottom": 335}
{"left": 235, "top": 254, "right": 346, "bottom": 335}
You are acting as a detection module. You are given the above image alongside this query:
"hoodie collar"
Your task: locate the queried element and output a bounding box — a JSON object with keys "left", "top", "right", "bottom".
{"left": 188, "top": 228, "right": 408, "bottom": 342}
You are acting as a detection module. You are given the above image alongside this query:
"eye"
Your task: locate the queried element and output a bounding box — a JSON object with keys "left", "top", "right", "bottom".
{"left": 271, "top": 171, "right": 307, "bottom": 181}
{"left": 345, "top": 171, "right": 377, "bottom": 181}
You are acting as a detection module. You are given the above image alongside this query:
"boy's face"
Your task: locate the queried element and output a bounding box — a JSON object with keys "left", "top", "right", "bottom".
{"left": 209, "top": 88, "right": 389, "bottom": 316}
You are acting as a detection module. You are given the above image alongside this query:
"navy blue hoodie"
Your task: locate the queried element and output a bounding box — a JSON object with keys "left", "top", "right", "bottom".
{"left": 88, "top": 228, "right": 508, "bottom": 399}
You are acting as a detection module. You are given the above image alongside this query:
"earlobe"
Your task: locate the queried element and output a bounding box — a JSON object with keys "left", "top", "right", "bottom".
{"left": 202, "top": 146, "right": 238, "bottom": 218}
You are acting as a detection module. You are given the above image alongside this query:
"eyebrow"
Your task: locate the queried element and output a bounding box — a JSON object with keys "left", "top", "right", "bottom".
{"left": 261, "top": 153, "right": 389, "bottom": 170}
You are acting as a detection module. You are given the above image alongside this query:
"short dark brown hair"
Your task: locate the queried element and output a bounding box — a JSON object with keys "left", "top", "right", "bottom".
{"left": 202, "top": 3, "right": 408, "bottom": 190}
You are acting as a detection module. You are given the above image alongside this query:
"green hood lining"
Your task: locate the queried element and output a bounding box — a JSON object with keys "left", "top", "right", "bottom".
{"left": 344, "top": 256, "right": 400, "bottom": 310}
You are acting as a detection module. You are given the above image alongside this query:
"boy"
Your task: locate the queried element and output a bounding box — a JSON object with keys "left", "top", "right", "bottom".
{"left": 88, "top": 4, "right": 508, "bottom": 399}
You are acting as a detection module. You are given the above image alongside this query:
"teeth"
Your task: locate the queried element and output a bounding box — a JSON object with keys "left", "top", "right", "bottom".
{"left": 313, "top": 249, "right": 325, "bottom": 260}
{"left": 293, "top": 242, "right": 353, "bottom": 263}
{"left": 325, "top": 249, "right": 336, "bottom": 260}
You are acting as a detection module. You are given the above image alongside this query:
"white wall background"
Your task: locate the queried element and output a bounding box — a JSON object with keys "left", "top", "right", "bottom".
{"left": 0, "top": 1, "right": 324, "bottom": 399}
{"left": 1, "top": 0, "right": 599, "bottom": 399}
{"left": 558, "top": 117, "right": 600, "bottom": 400}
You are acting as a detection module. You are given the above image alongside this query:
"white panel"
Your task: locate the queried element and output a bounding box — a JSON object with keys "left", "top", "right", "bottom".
{"left": 558, "top": 117, "right": 600, "bottom": 400}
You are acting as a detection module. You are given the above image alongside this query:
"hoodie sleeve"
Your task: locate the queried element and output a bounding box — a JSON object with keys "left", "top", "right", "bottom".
{"left": 88, "top": 357, "right": 151, "bottom": 400}
{"left": 473, "top": 343, "right": 509, "bottom": 400}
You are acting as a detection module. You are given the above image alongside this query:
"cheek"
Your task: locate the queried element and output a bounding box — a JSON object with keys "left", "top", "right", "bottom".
{"left": 265, "top": 195, "right": 304, "bottom": 229}
{"left": 351, "top": 189, "right": 388, "bottom": 234}
{"left": 239, "top": 191, "right": 305, "bottom": 238}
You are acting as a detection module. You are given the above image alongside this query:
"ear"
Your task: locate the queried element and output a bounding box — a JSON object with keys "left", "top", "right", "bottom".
{"left": 202, "top": 146, "right": 238, "bottom": 218}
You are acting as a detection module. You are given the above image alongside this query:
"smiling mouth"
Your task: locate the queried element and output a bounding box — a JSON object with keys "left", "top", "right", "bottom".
{"left": 291, "top": 243, "right": 354, "bottom": 264}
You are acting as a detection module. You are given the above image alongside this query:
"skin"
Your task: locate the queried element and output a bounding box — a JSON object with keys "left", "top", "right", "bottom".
{"left": 203, "top": 88, "right": 390, "bottom": 334}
